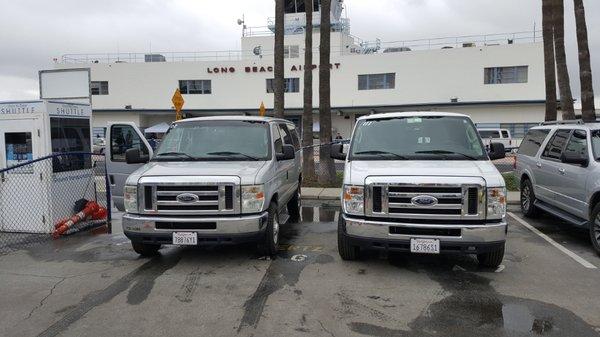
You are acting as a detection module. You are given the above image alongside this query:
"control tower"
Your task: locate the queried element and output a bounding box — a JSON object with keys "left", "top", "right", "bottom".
{"left": 268, "top": 0, "right": 347, "bottom": 35}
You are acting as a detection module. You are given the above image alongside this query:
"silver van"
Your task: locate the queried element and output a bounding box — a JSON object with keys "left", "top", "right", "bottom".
{"left": 331, "top": 112, "right": 508, "bottom": 267}
{"left": 106, "top": 116, "right": 302, "bottom": 256}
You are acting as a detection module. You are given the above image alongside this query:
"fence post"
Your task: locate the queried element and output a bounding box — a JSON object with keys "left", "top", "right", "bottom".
{"left": 103, "top": 156, "right": 112, "bottom": 234}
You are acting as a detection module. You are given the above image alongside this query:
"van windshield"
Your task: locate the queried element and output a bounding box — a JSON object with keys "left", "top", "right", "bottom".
{"left": 349, "top": 116, "right": 487, "bottom": 161}
{"left": 154, "top": 120, "right": 271, "bottom": 161}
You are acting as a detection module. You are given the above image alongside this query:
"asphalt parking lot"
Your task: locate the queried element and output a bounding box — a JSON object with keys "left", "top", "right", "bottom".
{"left": 1, "top": 203, "right": 600, "bottom": 337}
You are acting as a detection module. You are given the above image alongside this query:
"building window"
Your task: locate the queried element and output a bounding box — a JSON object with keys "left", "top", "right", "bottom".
{"left": 50, "top": 118, "right": 92, "bottom": 172}
{"left": 91, "top": 81, "right": 109, "bottom": 95}
{"left": 358, "top": 73, "right": 395, "bottom": 90}
{"left": 485, "top": 66, "right": 528, "bottom": 84}
{"left": 179, "top": 80, "right": 211, "bottom": 94}
{"left": 266, "top": 78, "right": 300, "bottom": 93}
{"left": 284, "top": 0, "right": 317, "bottom": 13}
{"left": 284, "top": 45, "right": 300, "bottom": 59}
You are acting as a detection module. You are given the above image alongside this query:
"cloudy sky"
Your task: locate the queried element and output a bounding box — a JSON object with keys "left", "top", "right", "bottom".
{"left": 1, "top": 0, "right": 598, "bottom": 106}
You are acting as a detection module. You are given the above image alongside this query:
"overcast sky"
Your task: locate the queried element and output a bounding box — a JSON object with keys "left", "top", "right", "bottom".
{"left": 0, "top": 0, "right": 598, "bottom": 106}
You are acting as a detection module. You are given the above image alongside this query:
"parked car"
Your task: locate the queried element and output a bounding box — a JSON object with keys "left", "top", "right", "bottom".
{"left": 105, "top": 117, "right": 302, "bottom": 256}
{"left": 478, "top": 128, "right": 519, "bottom": 152}
{"left": 332, "top": 112, "right": 507, "bottom": 267}
{"left": 92, "top": 137, "right": 106, "bottom": 154}
{"left": 516, "top": 121, "right": 600, "bottom": 255}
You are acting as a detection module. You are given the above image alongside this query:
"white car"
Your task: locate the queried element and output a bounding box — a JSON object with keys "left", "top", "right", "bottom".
{"left": 478, "top": 128, "right": 519, "bottom": 151}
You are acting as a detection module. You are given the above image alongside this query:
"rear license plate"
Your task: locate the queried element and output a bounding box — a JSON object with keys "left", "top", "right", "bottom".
{"left": 410, "top": 238, "right": 440, "bottom": 254}
{"left": 173, "top": 232, "right": 198, "bottom": 245}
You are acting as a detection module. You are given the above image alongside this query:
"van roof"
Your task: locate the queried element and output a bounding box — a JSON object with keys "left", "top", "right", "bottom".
{"left": 357, "top": 111, "right": 469, "bottom": 121}
{"left": 175, "top": 115, "right": 291, "bottom": 124}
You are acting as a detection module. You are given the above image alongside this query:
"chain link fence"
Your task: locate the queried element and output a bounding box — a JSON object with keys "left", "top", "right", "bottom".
{"left": 0, "top": 153, "right": 110, "bottom": 255}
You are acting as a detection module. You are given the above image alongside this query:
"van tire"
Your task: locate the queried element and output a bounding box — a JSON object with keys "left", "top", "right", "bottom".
{"left": 258, "top": 201, "right": 279, "bottom": 257}
{"left": 132, "top": 242, "right": 161, "bottom": 257}
{"left": 477, "top": 243, "right": 505, "bottom": 268}
{"left": 521, "top": 179, "right": 540, "bottom": 218}
{"left": 589, "top": 203, "right": 600, "bottom": 256}
{"left": 287, "top": 186, "right": 301, "bottom": 222}
{"left": 338, "top": 217, "right": 360, "bottom": 260}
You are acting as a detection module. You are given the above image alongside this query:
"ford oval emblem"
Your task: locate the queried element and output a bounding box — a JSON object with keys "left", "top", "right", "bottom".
{"left": 176, "top": 193, "right": 199, "bottom": 203}
{"left": 411, "top": 195, "right": 438, "bottom": 207}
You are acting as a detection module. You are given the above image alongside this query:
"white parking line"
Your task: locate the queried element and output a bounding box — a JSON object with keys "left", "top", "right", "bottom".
{"left": 507, "top": 212, "right": 597, "bottom": 270}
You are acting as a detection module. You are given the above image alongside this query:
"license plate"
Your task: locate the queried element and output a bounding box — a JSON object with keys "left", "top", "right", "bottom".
{"left": 172, "top": 232, "right": 198, "bottom": 245}
{"left": 410, "top": 238, "right": 440, "bottom": 254}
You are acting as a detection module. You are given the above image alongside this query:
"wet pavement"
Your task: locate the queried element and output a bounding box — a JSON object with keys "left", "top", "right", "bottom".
{"left": 0, "top": 204, "right": 599, "bottom": 337}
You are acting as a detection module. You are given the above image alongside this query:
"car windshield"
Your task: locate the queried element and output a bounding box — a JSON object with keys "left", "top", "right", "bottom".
{"left": 591, "top": 130, "right": 600, "bottom": 160}
{"left": 153, "top": 120, "right": 271, "bottom": 161}
{"left": 350, "top": 116, "right": 487, "bottom": 161}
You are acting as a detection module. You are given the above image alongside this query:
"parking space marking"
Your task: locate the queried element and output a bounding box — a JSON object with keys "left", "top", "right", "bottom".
{"left": 508, "top": 212, "right": 597, "bottom": 269}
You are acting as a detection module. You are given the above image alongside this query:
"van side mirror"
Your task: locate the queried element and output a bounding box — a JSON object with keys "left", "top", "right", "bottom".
{"left": 488, "top": 142, "right": 506, "bottom": 160}
{"left": 276, "top": 144, "right": 295, "bottom": 161}
{"left": 330, "top": 143, "right": 347, "bottom": 160}
{"left": 561, "top": 152, "right": 588, "bottom": 166}
{"left": 125, "top": 148, "right": 149, "bottom": 164}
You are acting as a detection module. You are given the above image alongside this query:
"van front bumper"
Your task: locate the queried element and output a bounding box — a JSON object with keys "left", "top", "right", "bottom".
{"left": 341, "top": 214, "right": 507, "bottom": 254}
{"left": 122, "top": 212, "right": 269, "bottom": 245}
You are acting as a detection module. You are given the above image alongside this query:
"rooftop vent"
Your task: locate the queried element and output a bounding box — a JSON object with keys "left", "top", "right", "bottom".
{"left": 462, "top": 42, "right": 476, "bottom": 48}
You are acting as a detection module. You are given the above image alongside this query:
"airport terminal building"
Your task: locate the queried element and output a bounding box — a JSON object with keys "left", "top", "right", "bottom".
{"left": 56, "top": 0, "right": 546, "bottom": 140}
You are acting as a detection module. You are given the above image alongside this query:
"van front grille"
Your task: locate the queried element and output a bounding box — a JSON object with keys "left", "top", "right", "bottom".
{"left": 141, "top": 183, "right": 238, "bottom": 215}
{"left": 367, "top": 181, "right": 484, "bottom": 220}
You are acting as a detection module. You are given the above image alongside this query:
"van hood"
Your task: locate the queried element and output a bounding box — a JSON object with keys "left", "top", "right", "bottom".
{"left": 346, "top": 160, "right": 505, "bottom": 187}
{"left": 126, "top": 161, "right": 268, "bottom": 185}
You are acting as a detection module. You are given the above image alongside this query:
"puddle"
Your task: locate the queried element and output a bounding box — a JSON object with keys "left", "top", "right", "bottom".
{"left": 348, "top": 255, "right": 600, "bottom": 337}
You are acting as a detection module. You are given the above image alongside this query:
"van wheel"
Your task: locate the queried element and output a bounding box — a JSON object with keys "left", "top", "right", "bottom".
{"left": 477, "top": 243, "right": 505, "bottom": 268}
{"left": 521, "top": 179, "right": 540, "bottom": 218}
{"left": 589, "top": 203, "right": 600, "bottom": 256}
{"left": 132, "top": 242, "right": 161, "bottom": 257}
{"left": 258, "top": 201, "right": 279, "bottom": 256}
{"left": 338, "top": 217, "right": 360, "bottom": 260}
{"left": 287, "top": 186, "right": 301, "bottom": 222}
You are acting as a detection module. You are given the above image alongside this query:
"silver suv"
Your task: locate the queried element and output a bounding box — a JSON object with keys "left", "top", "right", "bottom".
{"left": 105, "top": 116, "right": 302, "bottom": 256}
{"left": 516, "top": 121, "right": 600, "bottom": 255}
{"left": 331, "top": 112, "right": 508, "bottom": 267}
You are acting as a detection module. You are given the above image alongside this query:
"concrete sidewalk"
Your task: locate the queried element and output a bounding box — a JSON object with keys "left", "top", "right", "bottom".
{"left": 303, "top": 187, "right": 520, "bottom": 205}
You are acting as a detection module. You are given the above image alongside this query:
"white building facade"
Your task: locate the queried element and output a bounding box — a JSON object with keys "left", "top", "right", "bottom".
{"left": 56, "top": 0, "right": 546, "bottom": 140}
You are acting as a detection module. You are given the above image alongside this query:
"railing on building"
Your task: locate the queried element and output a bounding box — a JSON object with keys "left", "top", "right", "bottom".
{"left": 60, "top": 30, "right": 542, "bottom": 64}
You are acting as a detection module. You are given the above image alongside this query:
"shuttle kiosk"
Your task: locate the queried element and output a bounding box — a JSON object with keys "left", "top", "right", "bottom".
{"left": 0, "top": 100, "right": 96, "bottom": 233}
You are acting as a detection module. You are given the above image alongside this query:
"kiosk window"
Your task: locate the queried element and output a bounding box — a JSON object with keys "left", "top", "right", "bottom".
{"left": 111, "top": 125, "right": 148, "bottom": 162}
{"left": 51, "top": 118, "right": 91, "bottom": 172}
{"left": 5, "top": 132, "right": 33, "bottom": 171}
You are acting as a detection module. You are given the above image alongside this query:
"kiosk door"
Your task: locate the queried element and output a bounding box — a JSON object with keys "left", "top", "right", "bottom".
{"left": 0, "top": 119, "right": 48, "bottom": 232}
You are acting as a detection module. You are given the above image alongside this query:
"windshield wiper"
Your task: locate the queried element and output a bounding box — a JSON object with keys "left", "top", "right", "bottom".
{"left": 415, "top": 150, "right": 478, "bottom": 160}
{"left": 155, "top": 152, "right": 198, "bottom": 161}
{"left": 207, "top": 151, "right": 259, "bottom": 161}
{"left": 354, "top": 150, "right": 408, "bottom": 160}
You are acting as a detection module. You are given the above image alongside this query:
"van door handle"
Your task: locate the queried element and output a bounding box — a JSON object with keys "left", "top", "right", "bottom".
{"left": 558, "top": 168, "right": 566, "bottom": 175}
{"left": 536, "top": 162, "right": 542, "bottom": 168}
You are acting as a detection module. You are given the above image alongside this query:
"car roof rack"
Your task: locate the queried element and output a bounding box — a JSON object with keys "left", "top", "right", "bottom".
{"left": 540, "top": 120, "right": 585, "bottom": 126}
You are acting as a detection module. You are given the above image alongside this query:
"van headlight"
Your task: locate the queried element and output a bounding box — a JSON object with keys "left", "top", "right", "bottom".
{"left": 124, "top": 185, "right": 138, "bottom": 213}
{"left": 242, "top": 185, "right": 265, "bottom": 213}
{"left": 487, "top": 187, "right": 506, "bottom": 220}
{"left": 343, "top": 185, "right": 364, "bottom": 215}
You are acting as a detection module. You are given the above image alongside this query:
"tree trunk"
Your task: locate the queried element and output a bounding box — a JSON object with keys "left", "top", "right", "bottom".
{"left": 574, "top": 0, "right": 596, "bottom": 121}
{"left": 543, "top": 0, "right": 558, "bottom": 121}
{"left": 318, "top": 0, "right": 336, "bottom": 185}
{"left": 302, "top": 0, "right": 316, "bottom": 184}
{"left": 553, "top": 0, "right": 576, "bottom": 119}
{"left": 273, "top": 0, "right": 285, "bottom": 118}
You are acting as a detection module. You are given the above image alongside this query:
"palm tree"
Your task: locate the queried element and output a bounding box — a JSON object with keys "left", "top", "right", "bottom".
{"left": 273, "top": 0, "right": 285, "bottom": 118}
{"left": 318, "top": 0, "right": 336, "bottom": 185}
{"left": 553, "top": 0, "right": 576, "bottom": 119}
{"left": 302, "top": 0, "right": 316, "bottom": 183}
{"left": 542, "top": 0, "right": 558, "bottom": 121}
{"left": 573, "top": 0, "right": 596, "bottom": 121}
